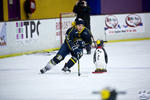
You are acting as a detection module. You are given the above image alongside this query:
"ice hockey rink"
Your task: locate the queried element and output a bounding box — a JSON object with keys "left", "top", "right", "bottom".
{"left": 0, "top": 40, "right": 150, "bottom": 100}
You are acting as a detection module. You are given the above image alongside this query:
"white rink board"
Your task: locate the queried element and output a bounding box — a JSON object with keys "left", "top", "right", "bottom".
{"left": 91, "top": 15, "right": 106, "bottom": 41}
{"left": 0, "top": 13, "right": 150, "bottom": 56}
{"left": 104, "top": 13, "right": 146, "bottom": 40}
{"left": 0, "top": 19, "right": 60, "bottom": 55}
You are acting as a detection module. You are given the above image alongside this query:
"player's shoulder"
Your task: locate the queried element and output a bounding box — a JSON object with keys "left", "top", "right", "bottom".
{"left": 83, "top": 27, "right": 89, "bottom": 31}
{"left": 82, "top": 27, "right": 91, "bottom": 35}
{"left": 66, "top": 27, "right": 76, "bottom": 33}
{"left": 67, "top": 27, "right": 74, "bottom": 31}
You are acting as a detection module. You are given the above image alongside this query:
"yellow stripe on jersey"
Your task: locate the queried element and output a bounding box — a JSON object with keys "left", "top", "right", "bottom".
{"left": 65, "top": 27, "right": 74, "bottom": 50}
{"left": 65, "top": 39, "right": 72, "bottom": 50}
{"left": 70, "top": 58, "right": 76, "bottom": 64}
{"left": 67, "top": 27, "right": 74, "bottom": 39}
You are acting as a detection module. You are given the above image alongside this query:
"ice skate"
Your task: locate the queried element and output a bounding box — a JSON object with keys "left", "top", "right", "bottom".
{"left": 62, "top": 63, "right": 71, "bottom": 73}
{"left": 40, "top": 62, "right": 52, "bottom": 74}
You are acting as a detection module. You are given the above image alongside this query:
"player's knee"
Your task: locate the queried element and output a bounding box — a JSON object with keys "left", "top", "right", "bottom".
{"left": 52, "top": 54, "right": 64, "bottom": 64}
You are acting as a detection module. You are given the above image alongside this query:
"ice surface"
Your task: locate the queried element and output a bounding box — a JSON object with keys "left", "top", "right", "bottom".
{"left": 0, "top": 40, "right": 150, "bottom": 100}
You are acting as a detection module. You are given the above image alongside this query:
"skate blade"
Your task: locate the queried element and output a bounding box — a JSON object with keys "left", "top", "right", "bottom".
{"left": 62, "top": 71, "right": 71, "bottom": 74}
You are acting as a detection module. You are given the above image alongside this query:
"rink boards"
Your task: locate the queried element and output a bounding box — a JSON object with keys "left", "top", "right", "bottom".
{"left": 0, "top": 13, "right": 150, "bottom": 58}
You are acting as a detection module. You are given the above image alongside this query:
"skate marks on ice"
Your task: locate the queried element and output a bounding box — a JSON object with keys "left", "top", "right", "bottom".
{"left": 0, "top": 68, "right": 31, "bottom": 72}
{"left": 30, "top": 51, "right": 58, "bottom": 56}
{"left": 39, "top": 71, "right": 90, "bottom": 77}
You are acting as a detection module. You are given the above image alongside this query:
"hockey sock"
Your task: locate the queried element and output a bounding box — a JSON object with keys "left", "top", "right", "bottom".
{"left": 66, "top": 57, "right": 77, "bottom": 68}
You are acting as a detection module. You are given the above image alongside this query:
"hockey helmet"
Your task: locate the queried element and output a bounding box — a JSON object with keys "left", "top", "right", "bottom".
{"left": 75, "top": 18, "right": 85, "bottom": 25}
{"left": 96, "top": 40, "right": 104, "bottom": 46}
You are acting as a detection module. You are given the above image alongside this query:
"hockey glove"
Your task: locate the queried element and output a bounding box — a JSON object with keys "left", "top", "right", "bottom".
{"left": 74, "top": 49, "right": 83, "bottom": 59}
{"left": 72, "top": 45, "right": 83, "bottom": 58}
{"left": 76, "top": 40, "right": 85, "bottom": 48}
{"left": 72, "top": 45, "right": 79, "bottom": 51}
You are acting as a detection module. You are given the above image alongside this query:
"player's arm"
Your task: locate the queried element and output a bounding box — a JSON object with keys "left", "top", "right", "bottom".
{"left": 65, "top": 27, "right": 76, "bottom": 51}
{"left": 84, "top": 29, "right": 92, "bottom": 45}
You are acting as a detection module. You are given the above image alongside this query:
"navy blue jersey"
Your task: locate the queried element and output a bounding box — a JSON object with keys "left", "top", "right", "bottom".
{"left": 65, "top": 26, "right": 92, "bottom": 51}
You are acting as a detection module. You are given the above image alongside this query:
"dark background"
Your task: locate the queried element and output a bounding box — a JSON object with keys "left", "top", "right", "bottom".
{"left": 86, "top": 0, "right": 150, "bottom": 15}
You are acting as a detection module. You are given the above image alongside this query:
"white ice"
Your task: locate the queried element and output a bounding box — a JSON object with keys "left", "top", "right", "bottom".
{"left": 0, "top": 40, "right": 150, "bottom": 100}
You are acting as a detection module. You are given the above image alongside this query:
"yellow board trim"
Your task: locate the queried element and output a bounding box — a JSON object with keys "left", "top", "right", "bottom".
{"left": 0, "top": 48, "right": 59, "bottom": 59}
{"left": 1, "top": 37, "right": 150, "bottom": 59}
{"left": 106, "top": 37, "right": 150, "bottom": 43}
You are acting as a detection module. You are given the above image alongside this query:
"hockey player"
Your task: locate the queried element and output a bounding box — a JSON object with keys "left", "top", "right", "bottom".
{"left": 93, "top": 40, "right": 108, "bottom": 73}
{"left": 40, "top": 18, "right": 92, "bottom": 74}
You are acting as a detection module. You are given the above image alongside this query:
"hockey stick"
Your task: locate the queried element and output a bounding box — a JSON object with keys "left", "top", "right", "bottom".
{"left": 91, "top": 34, "right": 97, "bottom": 48}
{"left": 77, "top": 59, "right": 80, "bottom": 76}
{"left": 77, "top": 53, "right": 80, "bottom": 76}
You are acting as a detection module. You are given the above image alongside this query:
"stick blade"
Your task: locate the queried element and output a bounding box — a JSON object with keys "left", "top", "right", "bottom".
{"left": 78, "top": 73, "right": 81, "bottom": 76}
